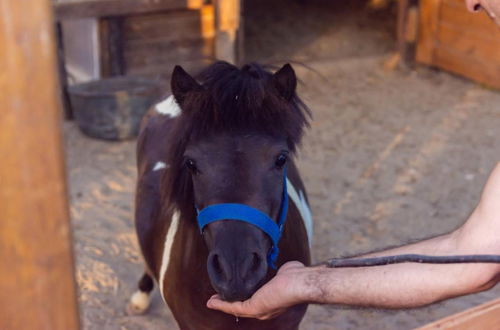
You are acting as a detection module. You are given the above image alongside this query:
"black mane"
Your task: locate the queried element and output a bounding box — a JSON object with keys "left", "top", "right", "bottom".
{"left": 161, "top": 61, "right": 310, "bottom": 216}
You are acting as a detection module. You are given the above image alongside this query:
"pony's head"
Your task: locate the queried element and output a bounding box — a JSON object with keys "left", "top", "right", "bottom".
{"left": 162, "top": 62, "right": 309, "bottom": 301}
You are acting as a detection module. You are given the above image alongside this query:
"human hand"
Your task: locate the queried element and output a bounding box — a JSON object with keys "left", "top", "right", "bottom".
{"left": 465, "top": 0, "right": 500, "bottom": 26}
{"left": 206, "top": 261, "right": 311, "bottom": 320}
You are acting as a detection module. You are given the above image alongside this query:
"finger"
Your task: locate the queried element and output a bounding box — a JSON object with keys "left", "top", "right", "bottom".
{"left": 206, "top": 296, "right": 257, "bottom": 317}
{"left": 206, "top": 297, "right": 281, "bottom": 320}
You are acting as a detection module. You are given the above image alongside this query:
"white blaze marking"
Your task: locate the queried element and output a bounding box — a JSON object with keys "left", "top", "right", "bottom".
{"left": 152, "top": 161, "right": 167, "bottom": 171}
{"left": 286, "top": 178, "right": 314, "bottom": 247}
{"left": 155, "top": 95, "right": 181, "bottom": 117}
{"left": 159, "top": 211, "right": 180, "bottom": 303}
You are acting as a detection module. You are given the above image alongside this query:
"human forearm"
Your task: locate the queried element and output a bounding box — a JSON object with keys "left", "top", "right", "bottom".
{"left": 302, "top": 259, "right": 490, "bottom": 309}
{"left": 301, "top": 216, "right": 500, "bottom": 308}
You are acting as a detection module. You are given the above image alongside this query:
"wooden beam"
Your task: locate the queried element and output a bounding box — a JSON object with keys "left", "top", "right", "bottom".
{"left": 416, "top": 0, "right": 441, "bottom": 64}
{"left": 397, "top": 0, "right": 419, "bottom": 67}
{"left": 55, "top": 22, "right": 74, "bottom": 119}
{"left": 417, "top": 298, "right": 500, "bottom": 329}
{"left": 54, "top": 0, "right": 204, "bottom": 20}
{"left": 0, "top": 0, "right": 80, "bottom": 329}
{"left": 214, "top": 0, "right": 242, "bottom": 64}
{"left": 100, "top": 17, "right": 126, "bottom": 77}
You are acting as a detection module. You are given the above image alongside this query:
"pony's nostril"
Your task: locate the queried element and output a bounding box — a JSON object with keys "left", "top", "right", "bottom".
{"left": 211, "top": 254, "right": 223, "bottom": 275}
{"left": 209, "top": 252, "right": 232, "bottom": 283}
{"left": 239, "top": 252, "right": 265, "bottom": 280}
{"left": 251, "top": 252, "right": 261, "bottom": 272}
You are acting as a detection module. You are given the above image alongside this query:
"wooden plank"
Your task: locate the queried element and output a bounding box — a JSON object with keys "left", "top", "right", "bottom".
{"left": 397, "top": 0, "right": 419, "bottom": 66}
{"left": 100, "top": 16, "right": 127, "bottom": 76}
{"left": 214, "top": 0, "right": 241, "bottom": 64}
{"left": 417, "top": 298, "right": 500, "bottom": 329}
{"left": 416, "top": 0, "right": 441, "bottom": 64}
{"left": 436, "top": 22, "right": 500, "bottom": 63}
{"left": 107, "top": 17, "right": 126, "bottom": 75}
{"left": 124, "top": 38, "right": 209, "bottom": 69}
{"left": 0, "top": 0, "right": 80, "bottom": 329}
{"left": 55, "top": 0, "right": 204, "bottom": 20}
{"left": 126, "top": 58, "right": 211, "bottom": 77}
{"left": 99, "top": 18, "right": 112, "bottom": 77}
{"left": 433, "top": 45, "right": 500, "bottom": 89}
{"left": 118, "top": 7, "right": 215, "bottom": 76}
{"left": 55, "top": 22, "right": 73, "bottom": 119}
{"left": 440, "top": 0, "right": 498, "bottom": 35}
{"left": 201, "top": 4, "right": 216, "bottom": 60}
{"left": 122, "top": 10, "right": 203, "bottom": 41}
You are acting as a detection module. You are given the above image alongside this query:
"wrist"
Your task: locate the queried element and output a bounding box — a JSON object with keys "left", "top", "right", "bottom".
{"left": 295, "top": 265, "right": 329, "bottom": 304}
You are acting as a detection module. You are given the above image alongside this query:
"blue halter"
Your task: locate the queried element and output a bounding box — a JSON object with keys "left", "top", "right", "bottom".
{"left": 196, "top": 168, "right": 289, "bottom": 269}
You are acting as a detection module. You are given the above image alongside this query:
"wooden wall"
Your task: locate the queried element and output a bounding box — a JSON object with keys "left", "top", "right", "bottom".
{"left": 416, "top": 0, "right": 500, "bottom": 89}
{"left": 56, "top": 0, "right": 241, "bottom": 80}
{"left": 111, "top": 6, "right": 215, "bottom": 77}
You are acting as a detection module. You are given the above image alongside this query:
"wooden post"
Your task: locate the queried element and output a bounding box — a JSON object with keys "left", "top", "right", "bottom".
{"left": 100, "top": 17, "right": 126, "bottom": 77}
{"left": 214, "top": 0, "right": 242, "bottom": 64}
{"left": 397, "top": 0, "right": 419, "bottom": 67}
{"left": 54, "top": 0, "right": 205, "bottom": 20}
{"left": 0, "top": 0, "right": 80, "bottom": 329}
{"left": 415, "top": 0, "right": 440, "bottom": 65}
{"left": 55, "top": 22, "right": 74, "bottom": 119}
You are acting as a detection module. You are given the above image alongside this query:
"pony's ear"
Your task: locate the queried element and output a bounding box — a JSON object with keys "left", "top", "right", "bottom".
{"left": 271, "top": 63, "right": 297, "bottom": 101}
{"left": 171, "top": 65, "right": 201, "bottom": 104}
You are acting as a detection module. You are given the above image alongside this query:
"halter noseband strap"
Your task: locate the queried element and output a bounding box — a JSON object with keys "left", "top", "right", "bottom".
{"left": 196, "top": 168, "right": 289, "bottom": 269}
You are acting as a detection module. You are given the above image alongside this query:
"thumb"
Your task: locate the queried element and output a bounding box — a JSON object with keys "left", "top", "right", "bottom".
{"left": 206, "top": 295, "right": 244, "bottom": 314}
{"left": 278, "top": 260, "right": 305, "bottom": 273}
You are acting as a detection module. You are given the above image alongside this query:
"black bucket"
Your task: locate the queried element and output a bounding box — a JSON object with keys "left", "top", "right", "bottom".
{"left": 69, "top": 77, "right": 162, "bottom": 140}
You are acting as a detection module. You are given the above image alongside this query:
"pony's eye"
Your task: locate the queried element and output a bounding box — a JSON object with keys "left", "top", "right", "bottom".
{"left": 275, "top": 153, "right": 288, "bottom": 169}
{"left": 185, "top": 159, "right": 198, "bottom": 174}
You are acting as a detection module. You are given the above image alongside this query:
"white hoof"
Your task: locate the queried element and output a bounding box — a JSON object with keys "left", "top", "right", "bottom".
{"left": 126, "top": 290, "right": 150, "bottom": 315}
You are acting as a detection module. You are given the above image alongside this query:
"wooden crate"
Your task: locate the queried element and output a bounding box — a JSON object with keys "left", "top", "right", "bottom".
{"left": 416, "top": 0, "right": 500, "bottom": 89}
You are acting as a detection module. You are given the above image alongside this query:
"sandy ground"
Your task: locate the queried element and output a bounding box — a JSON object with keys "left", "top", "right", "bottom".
{"left": 65, "top": 1, "right": 500, "bottom": 329}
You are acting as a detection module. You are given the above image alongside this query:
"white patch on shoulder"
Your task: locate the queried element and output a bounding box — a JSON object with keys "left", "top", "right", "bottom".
{"left": 159, "top": 211, "right": 180, "bottom": 303}
{"left": 155, "top": 95, "right": 181, "bottom": 117}
{"left": 152, "top": 161, "right": 167, "bottom": 171}
{"left": 287, "top": 178, "right": 314, "bottom": 247}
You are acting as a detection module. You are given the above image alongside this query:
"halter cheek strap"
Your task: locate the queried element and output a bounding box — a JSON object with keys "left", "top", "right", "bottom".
{"left": 196, "top": 168, "right": 289, "bottom": 269}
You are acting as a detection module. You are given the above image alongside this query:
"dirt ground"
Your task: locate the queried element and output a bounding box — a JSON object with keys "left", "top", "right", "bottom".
{"left": 65, "top": 1, "right": 500, "bottom": 329}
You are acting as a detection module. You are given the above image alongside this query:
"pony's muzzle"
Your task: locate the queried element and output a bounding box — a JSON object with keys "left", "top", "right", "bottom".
{"left": 207, "top": 249, "right": 267, "bottom": 302}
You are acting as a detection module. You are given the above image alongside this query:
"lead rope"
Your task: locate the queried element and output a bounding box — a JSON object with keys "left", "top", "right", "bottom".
{"left": 314, "top": 254, "right": 500, "bottom": 268}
